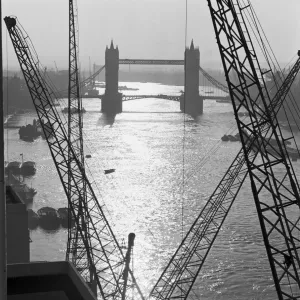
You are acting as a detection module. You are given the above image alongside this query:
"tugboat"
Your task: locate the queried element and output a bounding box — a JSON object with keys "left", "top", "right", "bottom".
{"left": 227, "top": 134, "right": 238, "bottom": 142}
{"left": 37, "top": 207, "right": 61, "bottom": 230}
{"left": 221, "top": 135, "right": 229, "bottom": 141}
{"left": 21, "top": 161, "right": 36, "bottom": 176}
{"left": 57, "top": 207, "right": 75, "bottom": 228}
{"left": 18, "top": 119, "right": 40, "bottom": 142}
{"left": 28, "top": 209, "right": 39, "bottom": 230}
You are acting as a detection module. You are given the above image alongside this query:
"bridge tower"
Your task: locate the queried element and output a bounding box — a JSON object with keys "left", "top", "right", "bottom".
{"left": 101, "top": 41, "right": 122, "bottom": 114}
{"left": 181, "top": 40, "right": 203, "bottom": 115}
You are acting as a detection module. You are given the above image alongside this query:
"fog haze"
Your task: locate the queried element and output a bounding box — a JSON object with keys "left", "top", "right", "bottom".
{"left": 3, "top": 0, "right": 300, "bottom": 70}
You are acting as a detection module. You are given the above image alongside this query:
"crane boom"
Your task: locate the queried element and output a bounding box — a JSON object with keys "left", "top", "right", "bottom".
{"left": 82, "top": 65, "right": 105, "bottom": 88}
{"left": 4, "top": 16, "right": 144, "bottom": 300}
{"left": 66, "top": 0, "right": 92, "bottom": 286}
{"left": 150, "top": 52, "right": 300, "bottom": 300}
{"left": 206, "top": 1, "right": 300, "bottom": 298}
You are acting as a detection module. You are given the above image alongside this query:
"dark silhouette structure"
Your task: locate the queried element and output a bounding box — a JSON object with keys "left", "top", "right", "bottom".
{"left": 101, "top": 41, "right": 122, "bottom": 114}
{"left": 180, "top": 40, "right": 203, "bottom": 115}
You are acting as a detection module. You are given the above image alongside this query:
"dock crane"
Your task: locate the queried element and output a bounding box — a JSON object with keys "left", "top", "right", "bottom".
{"left": 206, "top": 2, "right": 300, "bottom": 297}
{"left": 150, "top": 51, "right": 300, "bottom": 300}
{"left": 66, "top": 0, "right": 93, "bottom": 289}
{"left": 4, "top": 16, "right": 145, "bottom": 300}
{"left": 150, "top": 1, "right": 300, "bottom": 299}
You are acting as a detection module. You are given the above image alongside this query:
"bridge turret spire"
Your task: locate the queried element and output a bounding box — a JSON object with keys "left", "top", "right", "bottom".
{"left": 110, "top": 40, "right": 114, "bottom": 49}
{"left": 190, "top": 39, "right": 194, "bottom": 50}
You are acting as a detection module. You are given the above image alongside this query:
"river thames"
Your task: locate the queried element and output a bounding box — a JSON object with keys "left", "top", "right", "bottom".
{"left": 6, "top": 81, "right": 299, "bottom": 299}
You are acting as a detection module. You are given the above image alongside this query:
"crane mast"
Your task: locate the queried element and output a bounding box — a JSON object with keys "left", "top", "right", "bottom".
{"left": 4, "top": 16, "right": 144, "bottom": 300}
{"left": 206, "top": 0, "right": 300, "bottom": 298}
{"left": 66, "top": 0, "right": 92, "bottom": 286}
{"left": 150, "top": 2, "right": 300, "bottom": 299}
{"left": 150, "top": 52, "right": 300, "bottom": 300}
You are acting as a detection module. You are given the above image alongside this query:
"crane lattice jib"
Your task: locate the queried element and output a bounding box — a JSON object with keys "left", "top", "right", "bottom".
{"left": 66, "top": 0, "right": 92, "bottom": 284}
{"left": 206, "top": 1, "right": 300, "bottom": 299}
{"left": 149, "top": 51, "right": 300, "bottom": 300}
{"left": 82, "top": 65, "right": 105, "bottom": 87}
{"left": 4, "top": 16, "right": 145, "bottom": 300}
{"left": 199, "top": 66, "right": 229, "bottom": 93}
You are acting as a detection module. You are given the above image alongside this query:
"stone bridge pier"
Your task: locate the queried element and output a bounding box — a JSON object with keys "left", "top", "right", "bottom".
{"left": 180, "top": 40, "right": 203, "bottom": 116}
{"left": 101, "top": 41, "right": 122, "bottom": 114}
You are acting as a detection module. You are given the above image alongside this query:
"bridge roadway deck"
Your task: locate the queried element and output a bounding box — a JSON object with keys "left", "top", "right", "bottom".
{"left": 82, "top": 94, "right": 230, "bottom": 101}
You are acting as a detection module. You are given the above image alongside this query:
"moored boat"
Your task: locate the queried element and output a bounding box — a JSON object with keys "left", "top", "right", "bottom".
{"left": 6, "top": 161, "right": 21, "bottom": 175}
{"left": 62, "top": 107, "right": 86, "bottom": 114}
{"left": 21, "top": 161, "right": 36, "bottom": 176}
{"left": 57, "top": 207, "right": 75, "bottom": 228}
{"left": 37, "top": 207, "right": 61, "bottom": 229}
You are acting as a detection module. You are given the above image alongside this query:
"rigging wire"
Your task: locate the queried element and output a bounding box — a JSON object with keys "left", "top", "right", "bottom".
{"left": 181, "top": 0, "right": 188, "bottom": 243}
{"left": 243, "top": 1, "right": 300, "bottom": 159}
{"left": 180, "top": 1, "right": 188, "bottom": 299}
{"left": 170, "top": 0, "right": 300, "bottom": 211}
{"left": 5, "top": 30, "right": 9, "bottom": 163}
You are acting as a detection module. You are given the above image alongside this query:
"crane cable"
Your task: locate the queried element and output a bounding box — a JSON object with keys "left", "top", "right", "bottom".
{"left": 179, "top": 1, "right": 188, "bottom": 300}
{"left": 242, "top": 0, "right": 300, "bottom": 179}
{"left": 5, "top": 30, "right": 9, "bottom": 163}
{"left": 181, "top": 0, "right": 188, "bottom": 243}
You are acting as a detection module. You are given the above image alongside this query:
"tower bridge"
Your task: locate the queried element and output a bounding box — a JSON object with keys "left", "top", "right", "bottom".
{"left": 91, "top": 40, "right": 229, "bottom": 116}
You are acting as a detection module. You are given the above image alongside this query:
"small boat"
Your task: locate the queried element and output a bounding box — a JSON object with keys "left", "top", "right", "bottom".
{"left": 28, "top": 209, "right": 39, "bottom": 230}
{"left": 62, "top": 107, "right": 86, "bottom": 114}
{"left": 221, "top": 135, "right": 229, "bottom": 142}
{"left": 18, "top": 119, "right": 40, "bottom": 142}
{"left": 6, "top": 161, "right": 21, "bottom": 175}
{"left": 21, "top": 161, "right": 36, "bottom": 176}
{"left": 227, "top": 135, "right": 238, "bottom": 142}
{"left": 57, "top": 207, "right": 75, "bottom": 228}
{"left": 85, "top": 154, "right": 92, "bottom": 158}
{"left": 87, "top": 89, "right": 99, "bottom": 97}
{"left": 104, "top": 169, "right": 115, "bottom": 175}
{"left": 37, "top": 207, "right": 61, "bottom": 230}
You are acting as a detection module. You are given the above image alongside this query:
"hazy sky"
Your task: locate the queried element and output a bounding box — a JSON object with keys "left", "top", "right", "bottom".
{"left": 3, "top": 0, "right": 300, "bottom": 71}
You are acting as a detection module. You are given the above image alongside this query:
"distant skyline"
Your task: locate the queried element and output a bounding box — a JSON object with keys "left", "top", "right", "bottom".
{"left": 3, "top": 0, "right": 300, "bottom": 71}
